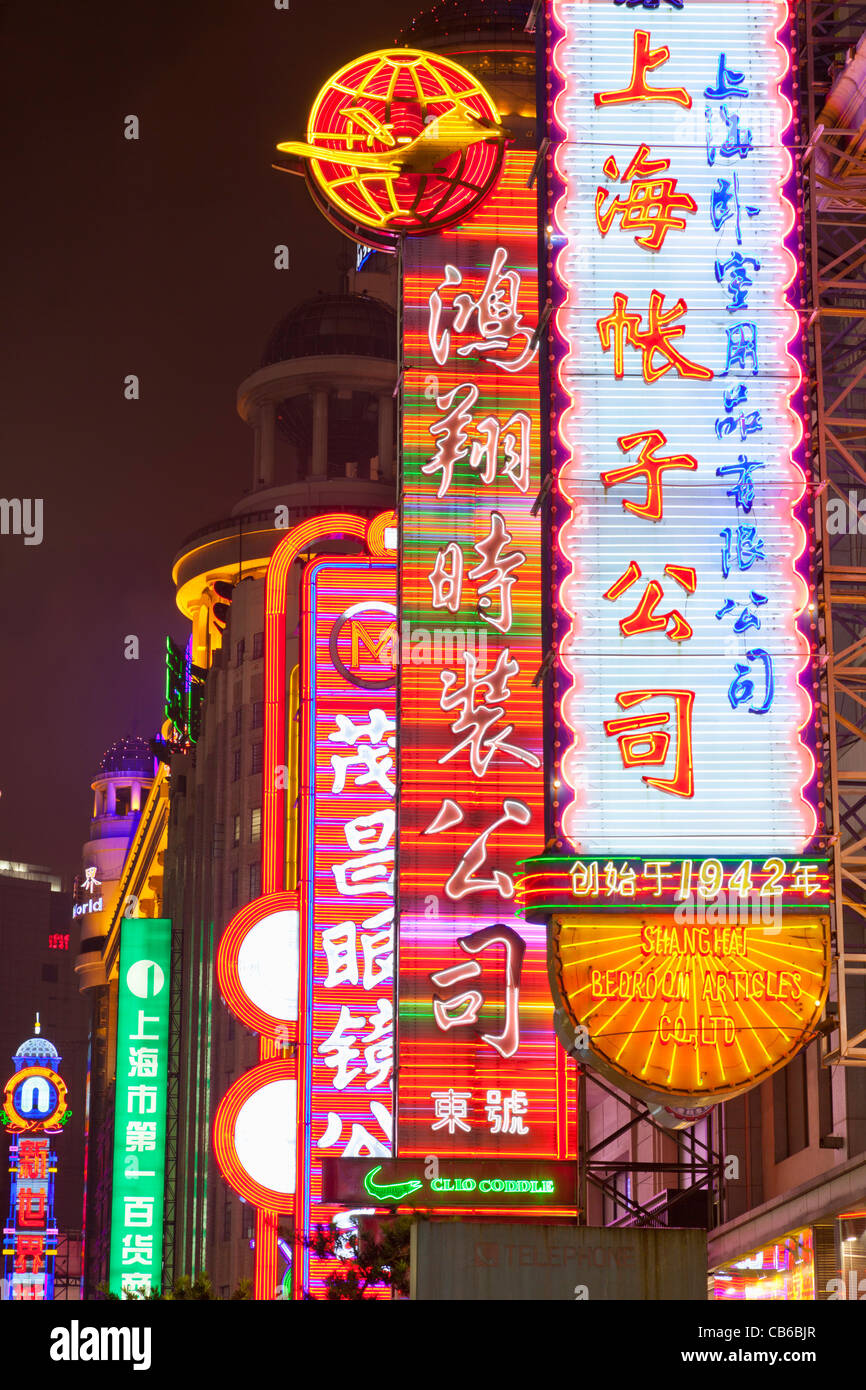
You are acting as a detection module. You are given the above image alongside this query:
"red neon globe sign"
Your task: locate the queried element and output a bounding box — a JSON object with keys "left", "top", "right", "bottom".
{"left": 276, "top": 49, "right": 507, "bottom": 247}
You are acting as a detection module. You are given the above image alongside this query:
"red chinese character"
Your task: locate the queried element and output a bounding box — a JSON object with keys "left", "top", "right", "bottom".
{"left": 594, "top": 30, "right": 692, "bottom": 109}
{"left": 424, "top": 797, "right": 531, "bottom": 900}
{"left": 604, "top": 562, "right": 696, "bottom": 641}
{"left": 596, "top": 145, "right": 697, "bottom": 251}
{"left": 18, "top": 1140, "right": 48, "bottom": 1180}
{"left": 439, "top": 648, "right": 540, "bottom": 777}
{"left": 597, "top": 290, "right": 713, "bottom": 383}
{"left": 428, "top": 247, "right": 538, "bottom": 373}
{"left": 17, "top": 1186, "right": 48, "bottom": 1228}
{"left": 431, "top": 925, "right": 526, "bottom": 1059}
{"left": 601, "top": 429, "right": 698, "bottom": 521}
{"left": 14, "top": 1234, "right": 45, "bottom": 1273}
{"left": 423, "top": 381, "right": 478, "bottom": 498}
{"left": 604, "top": 689, "right": 695, "bottom": 798}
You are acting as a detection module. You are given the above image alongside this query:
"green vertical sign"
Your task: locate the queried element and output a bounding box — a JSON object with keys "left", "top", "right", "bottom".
{"left": 109, "top": 918, "right": 171, "bottom": 1297}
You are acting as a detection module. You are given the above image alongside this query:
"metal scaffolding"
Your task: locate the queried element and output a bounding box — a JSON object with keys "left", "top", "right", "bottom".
{"left": 800, "top": 2, "right": 866, "bottom": 1063}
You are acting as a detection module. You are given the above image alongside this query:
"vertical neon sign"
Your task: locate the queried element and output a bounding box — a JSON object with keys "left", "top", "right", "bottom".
{"left": 549, "top": 0, "right": 818, "bottom": 855}
{"left": 400, "top": 151, "right": 571, "bottom": 1159}
{"left": 536, "top": 0, "right": 828, "bottom": 1104}
{"left": 296, "top": 557, "right": 397, "bottom": 1297}
{"left": 2, "top": 1030, "right": 67, "bottom": 1302}
{"left": 109, "top": 918, "right": 170, "bottom": 1297}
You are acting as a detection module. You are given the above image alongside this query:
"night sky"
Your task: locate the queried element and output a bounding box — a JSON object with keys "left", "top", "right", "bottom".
{"left": 1, "top": 0, "right": 413, "bottom": 877}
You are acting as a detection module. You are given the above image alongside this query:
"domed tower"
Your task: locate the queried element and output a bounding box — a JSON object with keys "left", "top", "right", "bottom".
{"left": 173, "top": 290, "right": 397, "bottom": 670}
{"left": 74, "top": 736, "right": 156, "bottom": 992}
{"left": 12, "top": 1024, "right": 61, "bottom": 1072}
{"left": 399, "top": 0, "right": 537, "bottom": 147}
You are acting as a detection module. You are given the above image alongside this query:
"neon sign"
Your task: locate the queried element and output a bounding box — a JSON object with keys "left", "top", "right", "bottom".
{"left": 322, "top": 1158, "right": 578, "bottom": 1212}
{"left": 212, "top": 515, "right": 398, "bottom": 1301}
{"left": 534, "top": 0, "right": 827, "bottom": 1104}
{"left": 296, "top": 557, "right": 396, "bottom": 1298}
{"left": 519, "top": 856, "right": 831, "bottom": 914}
{"left": 399, "top": 151, "right": 572, "bottom": 1158}
{"left": 2, "top": 1025, "right": 66, "bottom": 1300}
{"left": 276, "top": 49, "right": 507, "bottom": 246}
{"left": 108, "top": 918, "right": 170, "bottom": 1297}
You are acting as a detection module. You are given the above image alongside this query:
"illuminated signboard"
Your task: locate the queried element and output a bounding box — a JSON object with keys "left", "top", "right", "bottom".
{"left": 713, "top": 1226, "right": 815, "bottom": 1300}
{"left": 296, "top": 557, "right": 396, "bottom": 1298}
{"left": 109, "top": 918, "right": 170, "bottom": 1297}
{"left": 322, "top": 1157, "right": 577, "bottom": 1213}
{"left": 165, "top": 636, "right": 205, "bottom": 745}
{"left": 530, "top": 0, "right": 828, "bottom": 1103}
{"left": 519, "top": 856, "right": 831, "bottom": 914}
{"left": 400, "top": 150, "right": 572, "bottom": 1158}
{"left": 213, "top": 512, "right": 394, "bottom": 1302}
{"left": 2, "top": 1024, "right": 66, "bottom": 1300}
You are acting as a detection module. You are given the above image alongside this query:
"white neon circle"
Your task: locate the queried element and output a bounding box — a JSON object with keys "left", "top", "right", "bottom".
{"left": 236, "top": 909, "right": 299, "bottom": 1023}
{"left": 233, "top": 1078, "right": 297, "bottom": 1196}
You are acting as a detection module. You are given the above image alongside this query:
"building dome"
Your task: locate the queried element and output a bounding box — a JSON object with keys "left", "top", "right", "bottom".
{"left": 260, "top": 293, "right": 397, "bottom": 369}
{"left": 399, "top": 0, "right": 535, "bottom": 52}
{"left": 96, "top": 736, "right": 155, "bottom": 779}
{"left": 14, "top": 1036, "right": 59, "bottom": 1062}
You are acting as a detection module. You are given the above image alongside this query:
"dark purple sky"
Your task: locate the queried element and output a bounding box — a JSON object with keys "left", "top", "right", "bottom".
{"left": 1, "top": 0, "right": 413, "bottom": 877}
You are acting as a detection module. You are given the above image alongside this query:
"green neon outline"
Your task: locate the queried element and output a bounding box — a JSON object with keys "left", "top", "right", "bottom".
{"left": 363, "top": 1165, "right": 424, "bottom": 1203}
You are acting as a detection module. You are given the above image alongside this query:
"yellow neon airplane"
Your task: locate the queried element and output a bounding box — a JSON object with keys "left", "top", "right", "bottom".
{"left": 276, "top": 102, "right": 507, "bottom": 177}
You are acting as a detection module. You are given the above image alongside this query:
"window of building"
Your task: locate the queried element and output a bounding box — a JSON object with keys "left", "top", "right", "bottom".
{"left": 115, "top": 786, "right": 132, "bottom": 816}
{"left": 41, "top": 963, "right": 58, "bottom": 983}
{"left": 250, "top": 807, "right": 261, "bottom": 843}
{"left": 232, "top": 813, "right": 241, "bottom": 848}
{"left": 773, "top": 1050, "right": 809, "bottom": 1161}
{"left": 253, "top": 631, "right": 265, "bottom": 661}
{"left": 249, "top": 863, "right": 261, "bottom": 900}
{"left": 230, "top": 869, "right": 239, "bottom": 909}
{"left": 234, "top": 708, "right": 242, "bottom": 737}
{"left": 232, "top": 749, "right": 241, "bottom": 783}
{"left": 212, "top": 822, "right": 224, "bottom": 859}
{"left": 251, "top": 743, "right": 263, "bottom": 776}
{"left": 236, "top": 638, "right": 245, "bottom": 665}
{"left": 223, "top": 1200, "right": 232, "bottom": 1241}
{"left": 251, "top": 700, "right": 264, "bottom": 730}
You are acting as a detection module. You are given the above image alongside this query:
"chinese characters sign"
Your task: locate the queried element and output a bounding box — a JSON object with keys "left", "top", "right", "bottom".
{"left": 297, "top": 558, "right": 396, "bottom": 1296}
{"left": 109, "top": 918, "right": 170, "bottom": 1297}
{"left": 549, "top": 0, "right": 817, "bottom": 853}
{"left": 519, "top": 855, "right": 831, "bottom": 913}
{"left": 4, "top": 1136, "right": 56, "bottom": 1300}
{"left": 400, "top": 151, "right": 570, "bottom": 1157}
{"left": 551, "top": 909, "right": 829, "bottom": 1100}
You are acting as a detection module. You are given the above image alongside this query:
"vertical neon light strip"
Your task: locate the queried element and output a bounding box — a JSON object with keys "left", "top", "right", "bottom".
{"left": 548, "top": 0, "right": 818, "bottom": 856}
{"left": 399, "top": 151, "right": 571, "bottom": 1159}
{"left": 297, "top": 558, "right": 396, "bottom": 1298}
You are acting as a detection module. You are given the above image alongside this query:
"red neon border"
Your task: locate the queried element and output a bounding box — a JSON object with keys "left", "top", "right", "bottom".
{"left": 216, "top": 891, "right": 300, "bottom": 1039}
{"left": 212, "top": 1059, "right": 297, "bottom": 1213}
{"left": 219, "top": 510, "right": 396, "bottom": 1299}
